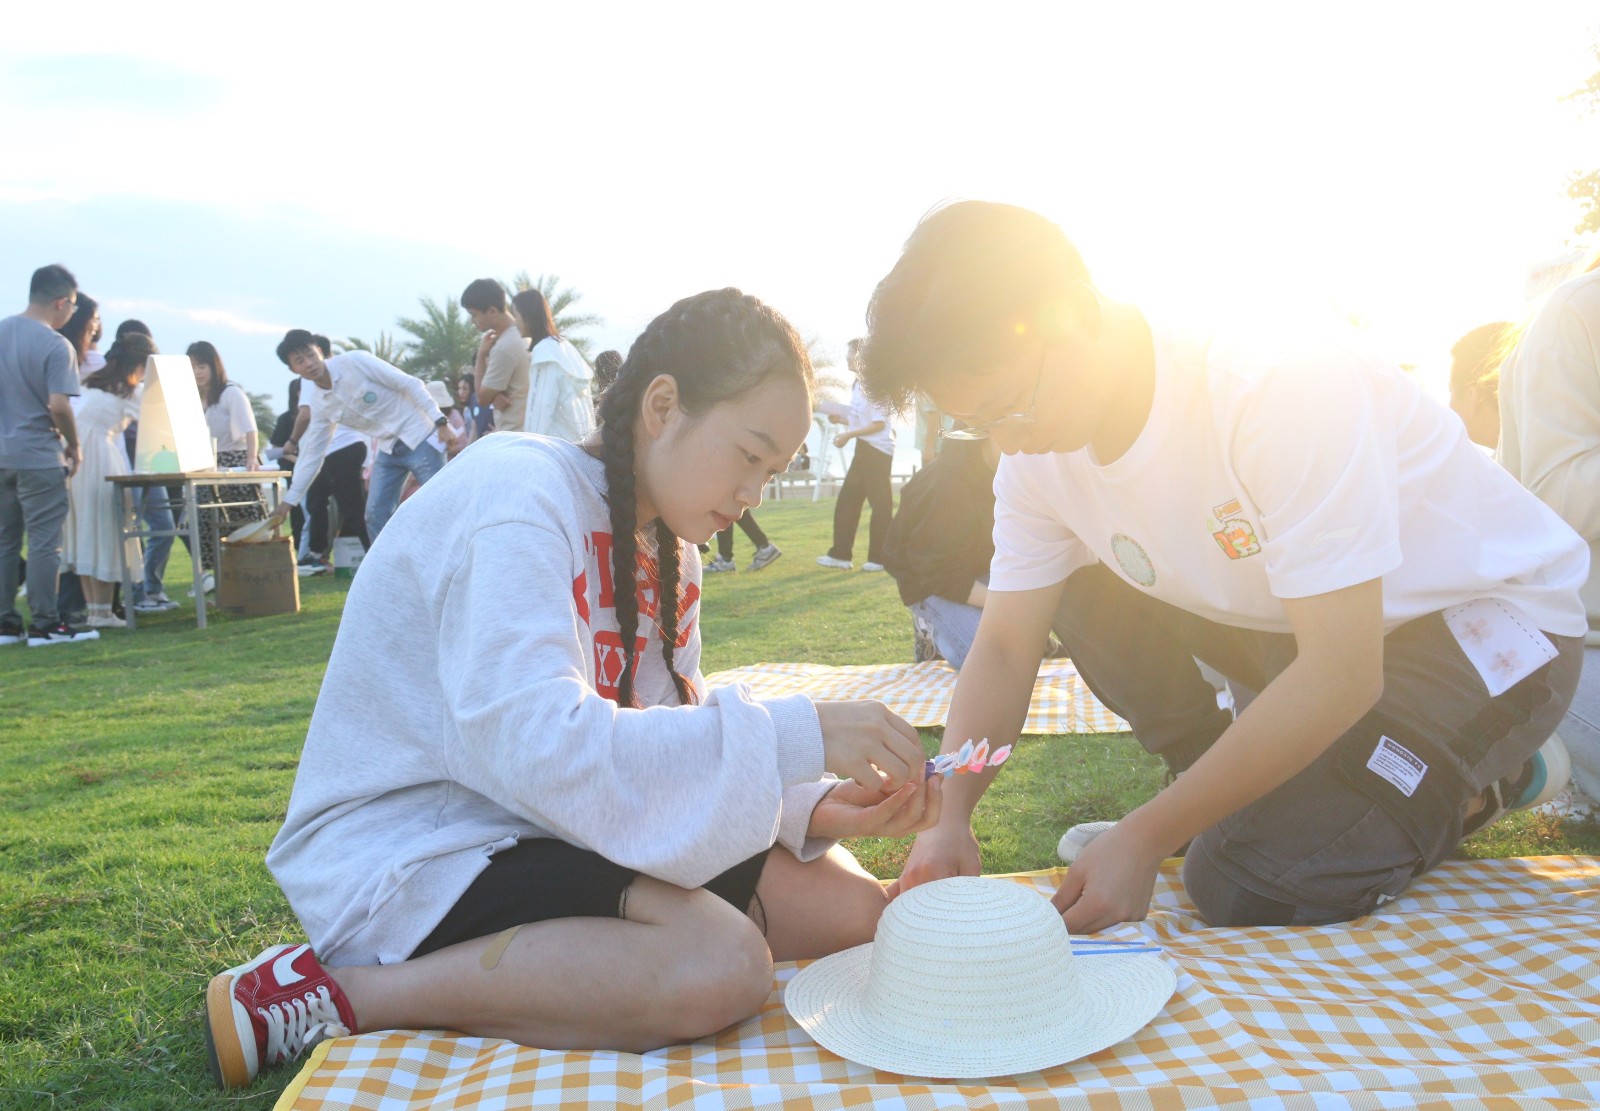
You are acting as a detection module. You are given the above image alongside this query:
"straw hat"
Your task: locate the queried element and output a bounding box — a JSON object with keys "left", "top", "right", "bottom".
{"left": 784, "top": 877, "right": 1176, "bottom": 1078}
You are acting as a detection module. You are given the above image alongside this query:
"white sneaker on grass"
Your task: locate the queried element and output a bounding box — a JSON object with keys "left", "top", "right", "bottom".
{"left": 1057, "top": 821, "right": 1117, "bottom": 864}
{"left": 861, "top": 561, "right": 886, "bottom": 572}
{"left": 705, "top": 556, "right": 737, "bottom": 573}
{"left": 816, "top": 555, "right": 852, "bottom": 570}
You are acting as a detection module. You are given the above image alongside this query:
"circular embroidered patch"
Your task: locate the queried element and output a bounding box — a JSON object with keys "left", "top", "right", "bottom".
{"left": 1110, "top": 533, "right": 1156, "bottom": 587}
{"left": 363, "top": 391, "right": 378, "bottom": 404}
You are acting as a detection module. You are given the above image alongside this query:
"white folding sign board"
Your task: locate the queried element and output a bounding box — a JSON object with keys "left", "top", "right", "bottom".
{"left": 135, "top": 354, "right": 213, "bottom": 473}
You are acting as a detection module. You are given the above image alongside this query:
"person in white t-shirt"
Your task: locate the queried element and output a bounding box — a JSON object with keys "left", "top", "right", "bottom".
{"left": 864, "top": 201, "right": 1587, "bottom": 932}
{"left": 516, "top": 287, "right": 595, "bottom": 442}
{"left": 187, "top": 341, "right": 265, "bottom": 580}
{"left": 203, "top": 288, "right": 938, "bottom": 1090}
{"left": 816, "top": 350, "right": 897, "bottom": 572}
{"left": 463, "top": 279, "right": 531, "bottom": 434}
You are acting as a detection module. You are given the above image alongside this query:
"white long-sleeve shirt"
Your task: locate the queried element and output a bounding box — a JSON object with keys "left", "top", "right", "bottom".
{"left": 1499, "top": 268, "right": 1600, "bottom": 630}
{"left": 285, "top": 351, "right": 444, "bottom": 506}
{"left": 267, "top": 434, "right": 835, "bottom": 965}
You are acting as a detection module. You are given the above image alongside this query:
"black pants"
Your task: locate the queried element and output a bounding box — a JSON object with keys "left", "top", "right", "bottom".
{"left": 307, "top": 442, "right": 370, "bottom": 556}
{"left": 1052, "top": 563, "right": 1582, "bottom": 927}
{"left": 410, "top": 839, "right": 771, "bottom": 959}
{"left": 717, "top": 513, "right": 770, "bottom": 560}
{"left": 828, "top": 443, "right": 893, "bottom": 564}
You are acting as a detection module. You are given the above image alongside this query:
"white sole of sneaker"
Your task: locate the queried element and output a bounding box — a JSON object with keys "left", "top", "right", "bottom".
{"left": 205, "top": 944, "right": 295, "bottom": 1089}
{"left": 1519, "top": 733, "right": 1573, "bottom": 811}
{"left": 1057, "top": 820, "right": 1118, "bottom": 864}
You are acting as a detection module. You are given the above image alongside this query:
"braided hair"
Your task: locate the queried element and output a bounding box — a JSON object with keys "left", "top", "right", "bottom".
{"left": 595, "top": 288, "right": 812, "bottom": 708}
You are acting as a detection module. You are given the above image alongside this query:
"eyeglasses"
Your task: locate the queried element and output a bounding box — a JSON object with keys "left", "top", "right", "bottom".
{"left": 941, "top": 346, "right": 1047, "bottom": 441}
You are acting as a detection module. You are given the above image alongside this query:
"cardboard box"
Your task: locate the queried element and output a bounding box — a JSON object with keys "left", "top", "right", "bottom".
{"left": 218, "top": 535, "right": 301, "bottom": 618}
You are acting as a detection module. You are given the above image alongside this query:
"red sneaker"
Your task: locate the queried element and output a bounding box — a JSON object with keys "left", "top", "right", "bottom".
{"left": 204, "top": 942, "right": 358, "bottom": 1089}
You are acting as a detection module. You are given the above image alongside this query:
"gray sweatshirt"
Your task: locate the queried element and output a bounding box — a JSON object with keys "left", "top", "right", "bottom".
{"left": 267, "top": 434, "right": 833, "bottom": 965}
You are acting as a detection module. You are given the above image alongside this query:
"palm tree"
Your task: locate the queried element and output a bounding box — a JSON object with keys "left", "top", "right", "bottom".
{"left": 803, "top": 333, "right": 849, "bottom": 402}
{"left": 335, "top": 331, "right": 410, "bottom": 369}
{"left": 394, "top": 297, "right": 480, "bottom": 383}
{"left": 508, "top": 271, "right": 602, "bottom": 356}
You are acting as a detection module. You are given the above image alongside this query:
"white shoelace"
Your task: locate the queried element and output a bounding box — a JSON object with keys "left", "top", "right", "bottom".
{"left": 259, "top": 986, "right": 350, "bottom": 1066}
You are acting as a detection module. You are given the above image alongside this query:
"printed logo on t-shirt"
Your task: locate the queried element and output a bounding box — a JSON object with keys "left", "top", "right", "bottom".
{"left": 1109, "top": 533, "right": 1156, "bottom": 587}
{"left": 1207, "top": 498, "right": 1262, "bottom": 561}
{"left": 578, "top": 530, "right": 702, "bottom": 702}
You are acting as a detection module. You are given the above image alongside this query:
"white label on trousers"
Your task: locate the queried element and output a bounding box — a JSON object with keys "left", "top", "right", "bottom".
{"left": 1442, "top": 597, "right": 1557, "bottom": 698}
{"left": 1368, "top": 735, "right": 1427, "bottom": 798}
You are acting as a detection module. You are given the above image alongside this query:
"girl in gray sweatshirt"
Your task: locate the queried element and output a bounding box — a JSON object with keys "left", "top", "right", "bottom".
{"left": 204, "top": 289, "right": 941, "bottom": 1091}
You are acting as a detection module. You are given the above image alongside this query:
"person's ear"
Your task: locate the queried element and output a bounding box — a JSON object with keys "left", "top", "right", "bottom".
{"left": 1046, "top": 280, "right": 1103, "bottom": 344}
{"left": 638, "top": 373, "right": 680, "bottom": 439}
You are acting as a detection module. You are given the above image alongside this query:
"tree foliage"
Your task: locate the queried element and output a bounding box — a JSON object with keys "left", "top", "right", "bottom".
{"left": 336, "top": 331, "right": 411, "bottom": 369}
{"left": 509, "top": 271, "right": 603, "bottom": 356}
{"left": 247, "top": 390, "right": 278, "bottom": 439}
{"left": 395, "top": 297, "right": 480, "bottom": 383}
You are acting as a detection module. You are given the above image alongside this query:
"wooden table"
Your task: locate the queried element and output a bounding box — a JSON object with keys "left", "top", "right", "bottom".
{"left": 107, "top": 470, "right": 290, "bottom": 630}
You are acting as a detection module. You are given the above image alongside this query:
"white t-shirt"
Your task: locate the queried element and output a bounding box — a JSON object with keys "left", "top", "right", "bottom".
{"left": 849, "top": 379, "right": 896, "bottom": 456}
{"left": 204, "top": 383, "right": 257, "bottom": 454}
{"left": 990, "top": 327, "right": 1588, "bottom": 638}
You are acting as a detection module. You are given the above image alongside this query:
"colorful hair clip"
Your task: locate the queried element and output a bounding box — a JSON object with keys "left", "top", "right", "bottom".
{"left": 924, "top": 739, "right": 1014, "bottom": 779}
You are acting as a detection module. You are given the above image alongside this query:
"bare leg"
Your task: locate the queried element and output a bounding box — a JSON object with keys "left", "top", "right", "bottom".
{"left": 83, "top": 578, "right": 114, "bottom": 607}
{"left": 329, "top": 876, "right": 772, "bottom": 1053}
{"left": 755, "top": 844, "right": 888, "bottom": 962}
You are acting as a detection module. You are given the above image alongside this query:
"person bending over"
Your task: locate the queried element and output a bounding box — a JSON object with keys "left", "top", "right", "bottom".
{"left": 867, "top": 201, "right": 1585, "bottom": 933}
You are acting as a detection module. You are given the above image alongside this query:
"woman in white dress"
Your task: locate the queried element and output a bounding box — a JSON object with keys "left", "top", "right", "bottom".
{"left": 512, "top": 288, "right": 595, "bottom": 441}
{"left": 188, "top": 341, "right": 264, "bottom": 581}
{"left": 64, "top": 334, "right": 149, "bottom": 628}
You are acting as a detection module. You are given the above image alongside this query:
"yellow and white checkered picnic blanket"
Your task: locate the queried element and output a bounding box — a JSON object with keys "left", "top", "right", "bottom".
{"left": 277, "top": 856, "right": 1600, "bottom": 1109}
{"left": 705, "top": 659, "right": 1128, "bottom": 735}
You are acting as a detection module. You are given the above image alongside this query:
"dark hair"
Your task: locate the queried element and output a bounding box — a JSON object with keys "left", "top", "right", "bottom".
{"left": 858, "top": 201, "right": 1093, "bottom": 410}
{"left": 85, "top": 334, "right": 155, "bottom": 397}
{"left": 57, "top": 293, "right": 100, "bottom": 362}
{"left": 593, "top": 349, "right": 624, "bottom": 394}
{"left": 186, "top": 340, "right": 232, "bottom": 408}
{"left": 511, "top": 288, "right": 558, "bottom": 346}
{"left": 596, "top": 288, "right": 812, "bottom": 708}
{"left": 115, "top": 319, "right": 151, "bottom": 340}
{"left": 313, "top": 334, "right": 331, "bottom": 356}
{"left": 276, "top": 328, "right": 316, "bottom": 368}
{"left": 288, "top": 377, "right": 302, "bottom": 409}
{"left": 29, "top": 264, "right": 76, "bottom": 306}
{"left": 461, "top": 278, "right": 507, "bottom": 313}
{"left": 1450, "top": 322, "right": 1516, "bottom": 396}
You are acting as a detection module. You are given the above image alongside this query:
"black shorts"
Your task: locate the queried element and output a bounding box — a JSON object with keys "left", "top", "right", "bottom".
{"left": 410, "top": 839, "right": 771, "bottom": 959}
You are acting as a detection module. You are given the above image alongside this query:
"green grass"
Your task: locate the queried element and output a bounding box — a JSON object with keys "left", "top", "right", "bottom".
{"left": 3, "top": 496, "right": 1597, "bottom": 1108}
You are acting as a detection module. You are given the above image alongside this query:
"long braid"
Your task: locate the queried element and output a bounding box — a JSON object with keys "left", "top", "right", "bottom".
{"left": 654, "top": 518, "right": 697, "bottom": 705}
{"left": 595, "top": 288, "right": 812, "bottom": 709}
{"left": 598, "top": 372, "right": 647, "bottom": 708}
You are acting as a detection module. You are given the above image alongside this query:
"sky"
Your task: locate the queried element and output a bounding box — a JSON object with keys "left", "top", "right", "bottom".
{"left": 2, "top": 2, "right": 1597, "bottom": 469}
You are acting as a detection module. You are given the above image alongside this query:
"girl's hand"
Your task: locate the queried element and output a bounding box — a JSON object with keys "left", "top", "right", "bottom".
{"left": 832, "top": 432, "right": 852, "bottom": 448}
{"left": 813, "top": 700, "right": 925, "bottom": 790}
{"left": 807, "top": 775, "right": 943, "bottom": 840}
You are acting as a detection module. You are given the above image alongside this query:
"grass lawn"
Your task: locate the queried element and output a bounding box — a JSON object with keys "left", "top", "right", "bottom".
{"left": 3, "top": 495, "right": 1597, "bottom": 1108}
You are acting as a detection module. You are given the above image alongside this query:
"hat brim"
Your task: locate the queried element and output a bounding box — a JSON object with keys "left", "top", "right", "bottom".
{"left": 784, "top": 943, "right": 1176, "bottom": 1079}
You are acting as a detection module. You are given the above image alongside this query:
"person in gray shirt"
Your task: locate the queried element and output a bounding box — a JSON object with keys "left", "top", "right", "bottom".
{"left": 0, "top": 264, "right": 98, "bottom": 646}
